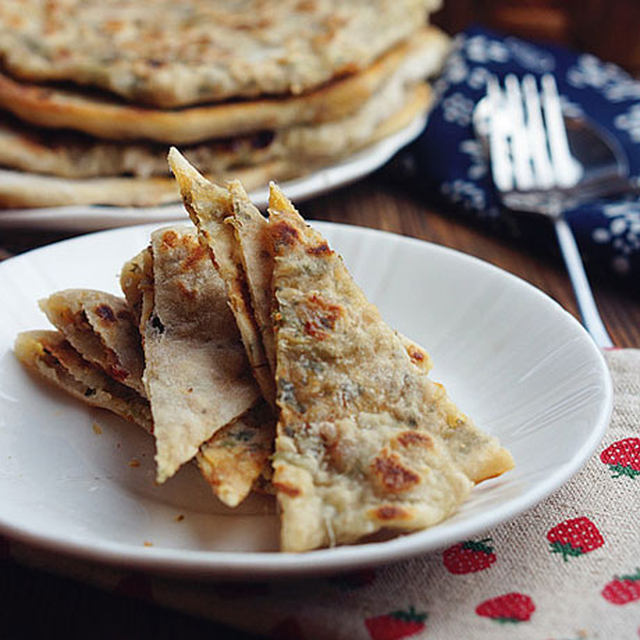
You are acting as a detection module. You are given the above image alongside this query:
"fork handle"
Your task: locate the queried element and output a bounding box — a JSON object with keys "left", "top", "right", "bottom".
{"left": 554, "top": 217, "right": 613, "bottom": 348}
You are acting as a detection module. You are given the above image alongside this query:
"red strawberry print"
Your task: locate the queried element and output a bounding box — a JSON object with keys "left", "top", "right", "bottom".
{"left": 476, "top": 593, "right": 535, "bottom": 623}
{"left": 365, "top": 606, "right": 427, "bottom": 640}
{"left": 602, "top": 568, "right": 640, "bottom": 605}
{"left": 443, "top": 537, "right": 496, "bottom": 574}
{"left": 600, "top": 437, "right": 640, "bottom": 479}
{"left": 546, "top": 516, "right": 604, "bottom": 561}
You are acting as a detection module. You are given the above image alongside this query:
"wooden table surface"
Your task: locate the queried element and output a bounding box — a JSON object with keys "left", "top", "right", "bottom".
{"left": 1, "top": 174, "right": 639, "bottom": 638}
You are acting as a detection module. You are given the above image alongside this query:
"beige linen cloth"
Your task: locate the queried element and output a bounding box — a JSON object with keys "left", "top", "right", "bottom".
{"left": 6, "top": 349, "right": 640, "bottom": 639}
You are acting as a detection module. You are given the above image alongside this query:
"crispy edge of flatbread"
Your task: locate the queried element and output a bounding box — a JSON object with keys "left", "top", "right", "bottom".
{"left": 39, "top": 289, "right": 146, "bottom": 396}
{"left": 0, "top": 27, "right": 448, "bottom": 143}
{"left": 227, "top": 180, "right": 276, "bottom": 375}
{"left": 14, "top": 329, "right": 153, "bottom": 430}
{"left": 168, "top": 148, "right": 276, "bottom": 406}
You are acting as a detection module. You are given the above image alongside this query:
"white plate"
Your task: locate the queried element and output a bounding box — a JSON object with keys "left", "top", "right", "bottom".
{"left": 0, "top": 114, "right": 426, "bottom": 233}
{"left": 0, "top": 222, "right": 612, "bottom": 578}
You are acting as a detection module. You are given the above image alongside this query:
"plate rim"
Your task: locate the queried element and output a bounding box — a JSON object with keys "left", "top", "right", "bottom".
{"left": 0, "top": 221, "right": 613, "bottom": 578}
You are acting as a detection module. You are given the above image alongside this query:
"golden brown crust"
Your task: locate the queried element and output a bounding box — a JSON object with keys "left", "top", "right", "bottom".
{"left": 267, "top": 185, "right": 513, "bottom": 551}
{"left": 0, "top": 27, "right": 448, "bottom": 142}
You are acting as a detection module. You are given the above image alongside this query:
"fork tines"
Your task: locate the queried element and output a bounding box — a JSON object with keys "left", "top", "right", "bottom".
{"left": 486, "top": 73, "right": 583, "bottom": 194}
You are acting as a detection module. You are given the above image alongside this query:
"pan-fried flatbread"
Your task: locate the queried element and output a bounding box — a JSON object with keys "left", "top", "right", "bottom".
{"left": 121, "top": 240, "right": 275, "bottom": 504}
{"left": 14, "top": 330, "right": 153, "bottom": 430}
{"left": 197, "top": 402, "right": 276, "bottom": 508}
{"left": 39, "top": 290, "right": 145, "bottom": 396}
{"left": 0, "top": 1, "right": 439, "bottom": 107}
{"left": 168, "top": 150, "right": 276, "bottom": 406}
{"left": 0, "top": 80, "right": 429, "bottom": 208}
{"left": 142, "top": 226, "right": 260, "bottom": 482}
{"left": 267, "top": 186, "right": 513, "bottom": 551}
{"left": 0, "top": 27, "right": 448, "bottom": 144}
{"left": 14, "top": 329, "right": 273, "bottom": 507}
{"left": 0, "top": 66, "right": 432, "bottom": 182}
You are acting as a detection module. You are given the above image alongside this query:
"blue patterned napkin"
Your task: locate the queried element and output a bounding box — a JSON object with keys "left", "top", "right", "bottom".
{"left": 397, "top": 27, "right": 640, "bottom": 282}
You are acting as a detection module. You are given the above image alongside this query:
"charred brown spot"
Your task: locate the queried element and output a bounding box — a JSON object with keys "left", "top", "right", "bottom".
{"left": 161, "top": 230, "right": 178, "bottom": 247}
{"left": 271, "top": 221, "right": 300, "bottom": 250}
{"left": 372, "top": 451, "right": 420, "bottom": 493}
{"left": 94, "top": 304, "right": 116, "bottom": 323}
{"left": 272, "top": 482, "right": 301, "bottom": 498}
{"left": 301, "top": 294, "right": 343, "bottom": 340}
{"left": 181, "top": 244, "right": 208, "bottom": 271}
{"left": 306, "top": 242, "right": 332, "bottom": 256}
{"left": 396, "top": 431, "right": 433, "bottom": 449}
{"left": 408, "top": 347, "right": 425, "bottom": 363}
{"left": 373, "top": 505, "right": 412, "bottom": 521}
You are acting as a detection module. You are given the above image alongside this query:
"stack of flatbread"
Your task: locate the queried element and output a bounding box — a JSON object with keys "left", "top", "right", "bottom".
{"left": 0, "top": 0, "right": 449, "bottom": 209}
{"left": 15, "top": 150, "right": 514, "bottom": 552}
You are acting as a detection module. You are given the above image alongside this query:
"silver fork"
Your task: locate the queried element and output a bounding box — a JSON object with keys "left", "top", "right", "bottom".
{"left": 481, "top": 73, "right": 613, "bottom": 348}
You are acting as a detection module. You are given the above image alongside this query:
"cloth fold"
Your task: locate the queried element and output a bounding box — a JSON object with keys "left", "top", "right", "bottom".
{"left": 395, "top": 27, "right": 640, "bottom": 284}
{"left": 5, "top": 349, "right": 639, "bottom": 639}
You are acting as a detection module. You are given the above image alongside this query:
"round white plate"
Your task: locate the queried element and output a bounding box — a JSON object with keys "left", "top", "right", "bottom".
{"left": 0, "top": 114, "right": 426, "bottom": 233}
{"left": 0, "top": 222, "right": 612, "bottom": 578}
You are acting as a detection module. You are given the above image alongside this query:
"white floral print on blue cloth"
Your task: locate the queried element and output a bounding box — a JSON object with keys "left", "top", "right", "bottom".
{"left": 403, "top": 27, "right": 640, "bottom": 280}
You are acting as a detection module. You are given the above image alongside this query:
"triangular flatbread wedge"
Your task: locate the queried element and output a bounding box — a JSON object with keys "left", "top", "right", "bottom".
{"left": 39, "top": 289, "right": 145, "bottom": 397}
{"left": 14, "top": 330, "right": 152, "bottom": 430}
{"left": 267, "top": 186, "right": 513, "bottom": 551}
{"left": 142, "top": 226, "right": 260, "bottom": 483}
{"left": 14, "top": 329, "right": 272, "bottom": 507}
{"left": 197, "top": 401, "right": 275, "bottom": 508}
{"left": 168, "top": 147, "right": 275, "bottom": 405}
{"left": 119, "top": 241, "right": 275, "bottom": 505}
